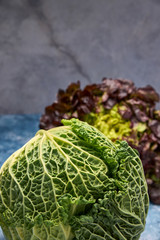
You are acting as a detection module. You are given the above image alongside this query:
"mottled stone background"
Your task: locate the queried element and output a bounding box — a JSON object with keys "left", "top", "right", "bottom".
{"left": 0, "top": 0, "right": 160, "bottom": 114}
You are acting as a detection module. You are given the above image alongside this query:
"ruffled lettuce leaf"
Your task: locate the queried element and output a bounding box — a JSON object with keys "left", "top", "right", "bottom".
{"left": 40, "top": 78, "right": 160, "bottom": 204}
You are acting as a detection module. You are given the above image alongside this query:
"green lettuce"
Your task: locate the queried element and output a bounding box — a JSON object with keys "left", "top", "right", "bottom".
{"left": 84, "top": 105, "right": 132, "bottom": 140}
{"left": 84, "top": 104, "right": 148, "bottom": 145}
{"left": 0, "top": 119, "right": 149, "bottom": 240}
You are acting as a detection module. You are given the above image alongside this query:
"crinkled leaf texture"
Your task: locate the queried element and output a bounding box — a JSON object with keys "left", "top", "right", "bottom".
{"left": 0, "top": 119, "right": 149, "bottom": 240}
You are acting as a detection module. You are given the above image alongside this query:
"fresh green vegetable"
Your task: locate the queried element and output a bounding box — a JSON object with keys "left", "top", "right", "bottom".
{"left": 84, "top": 104, "right": 148, "bottom": 146}
{"left": 0, "top": 119, "right": 149, "bottom": 240}
{"left": 84, "top": 104, "right": 132, "bottom": 140}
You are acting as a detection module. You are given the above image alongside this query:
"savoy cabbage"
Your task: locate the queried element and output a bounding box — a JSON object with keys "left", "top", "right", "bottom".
{"left": 0, "top": 118, "right": 149, "bottom": 240}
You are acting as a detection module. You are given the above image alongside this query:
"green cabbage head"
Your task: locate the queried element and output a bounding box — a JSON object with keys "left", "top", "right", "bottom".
{"left": 0, "top": 119, "right": 149, "bottom": 240}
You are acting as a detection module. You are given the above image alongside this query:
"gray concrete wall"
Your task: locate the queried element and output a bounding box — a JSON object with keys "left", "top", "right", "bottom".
{"left": 0, "top": 0, "right": 160, "bottom": 114}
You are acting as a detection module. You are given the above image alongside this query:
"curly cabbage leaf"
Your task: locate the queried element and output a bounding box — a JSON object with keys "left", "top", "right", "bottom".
{"left": 0, "top": 119, "right": 149, "bottom": 240}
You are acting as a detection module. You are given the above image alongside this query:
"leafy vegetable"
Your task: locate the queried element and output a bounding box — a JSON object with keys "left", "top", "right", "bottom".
{"left": 84, "top": 104, "right": 132, "bottom": 140}
{"left": 0, "top": 119, "right": 149, "bottom": 240}
{"left": 40, "top": 78, "right": 160, "bottom": 204}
